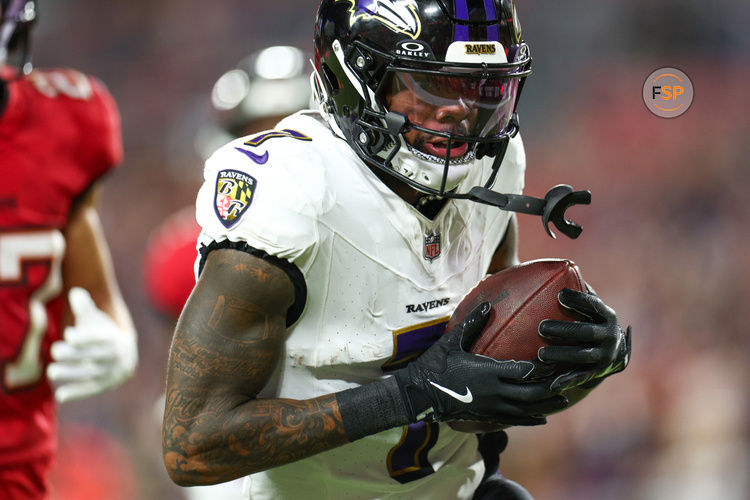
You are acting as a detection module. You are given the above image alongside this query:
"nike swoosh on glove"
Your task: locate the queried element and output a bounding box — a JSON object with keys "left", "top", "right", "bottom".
{"left": 47, "top": 287, "right": 138, "bottom": 403}
{"left": 394, "top": 302, "right": 568, "bottom": 427}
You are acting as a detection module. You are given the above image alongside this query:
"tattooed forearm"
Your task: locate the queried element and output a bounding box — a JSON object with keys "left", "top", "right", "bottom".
{"left": 162, "top": 249, "right": 349, "bottom": 486}
{"left": 164, "top": 392, "right": 348, "bottom": 485}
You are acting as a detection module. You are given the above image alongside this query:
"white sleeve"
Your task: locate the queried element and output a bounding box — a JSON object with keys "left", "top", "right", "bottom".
{"left": 194, "top": 139, "right": 320, "bottom": 268}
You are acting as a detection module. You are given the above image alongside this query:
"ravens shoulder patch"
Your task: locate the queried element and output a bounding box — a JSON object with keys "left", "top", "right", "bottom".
{"left": 214, "top": 169, "right": 257, "bottom": 228}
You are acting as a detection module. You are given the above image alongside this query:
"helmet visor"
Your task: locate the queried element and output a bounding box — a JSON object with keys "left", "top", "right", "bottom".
{"left": 382, "top": 69, "right": 520, "bottom": 141}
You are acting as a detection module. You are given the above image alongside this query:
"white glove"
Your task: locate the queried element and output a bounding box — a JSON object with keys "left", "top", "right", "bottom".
{"left": 47, "top": 287, "right": 138, "bottom": 403}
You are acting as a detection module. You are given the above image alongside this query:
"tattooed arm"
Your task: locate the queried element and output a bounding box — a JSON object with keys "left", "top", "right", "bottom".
{"left": 162, "top": 245, "right": 566, "bottom": 486}
{"left": 162, "top": 248, "right": 349, "bottom": 486}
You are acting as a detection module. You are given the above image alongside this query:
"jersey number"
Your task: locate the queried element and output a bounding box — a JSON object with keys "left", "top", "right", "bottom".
{"left": 28, "top": 70, "right": 93, "bottom": 100}
{"left": 1, "top": 230, "right": 66, "bottom": 390}
{"left": 382, "top": 317, "right": 449, "bottom": 483}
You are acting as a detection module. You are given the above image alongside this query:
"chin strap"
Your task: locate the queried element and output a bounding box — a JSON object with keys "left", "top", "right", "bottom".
{"left": 357, "top": 110, "right": 591, "bottom": 239}
{"left": 466, "top": 184, "right": 591, "bottom": 239}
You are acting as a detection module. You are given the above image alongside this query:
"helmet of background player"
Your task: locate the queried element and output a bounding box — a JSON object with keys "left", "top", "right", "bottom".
{"left": 312, "top": 0, "right": 531, "bottom": 197}
{"left": 195, "top": 45, "right": 312, "bottom": 160}
{"left": 0, "top": 0, "right": 37, "bottom": 71}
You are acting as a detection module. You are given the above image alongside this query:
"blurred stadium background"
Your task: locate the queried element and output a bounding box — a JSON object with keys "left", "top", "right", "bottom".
{"left": 32, "top": 0, "right": 749, "bottom": 498}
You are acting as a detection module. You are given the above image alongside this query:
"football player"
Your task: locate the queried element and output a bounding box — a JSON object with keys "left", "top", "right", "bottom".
{"left": 0, "top": 1, "right": 137, "bottom": 498}
{"left": 162, "top": 1, "right": 630, "bottom": 499}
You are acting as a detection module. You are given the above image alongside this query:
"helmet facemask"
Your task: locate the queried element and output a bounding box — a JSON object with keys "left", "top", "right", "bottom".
{"left": 317, "top": 37, "right": 530, "bottom": 198}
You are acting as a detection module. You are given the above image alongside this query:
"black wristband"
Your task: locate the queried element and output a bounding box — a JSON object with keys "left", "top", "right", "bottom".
{"left": 336, "top": 377, "right": 412, "bottom": 441}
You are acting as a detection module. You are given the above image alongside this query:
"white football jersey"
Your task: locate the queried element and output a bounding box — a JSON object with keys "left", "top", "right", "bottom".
{"left": 195, "top": 111, "right": 526, "bottom": 500}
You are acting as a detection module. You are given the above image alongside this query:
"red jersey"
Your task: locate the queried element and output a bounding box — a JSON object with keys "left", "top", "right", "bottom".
{"left": 0, "top": 65, "right": 122, "bottom": 469}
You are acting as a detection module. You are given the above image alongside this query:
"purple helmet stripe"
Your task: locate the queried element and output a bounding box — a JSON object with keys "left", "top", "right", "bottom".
{"left": 453, "top": 0, "right": 469, "bottom": 41}
{"left": 483, "top": 0, "right": 499, "bottom": 41}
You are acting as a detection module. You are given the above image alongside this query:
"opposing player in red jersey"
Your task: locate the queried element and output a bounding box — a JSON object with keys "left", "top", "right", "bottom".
{"left": 0, "top": 2, "right": 138, "bottom": 498}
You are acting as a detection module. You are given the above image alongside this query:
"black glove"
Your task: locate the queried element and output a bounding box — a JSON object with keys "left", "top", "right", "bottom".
{"left": 393, "top": 302, "right": 569, "bottom": 426}
{"left": 538, "top": 288, "right": 631, "bottom": 392}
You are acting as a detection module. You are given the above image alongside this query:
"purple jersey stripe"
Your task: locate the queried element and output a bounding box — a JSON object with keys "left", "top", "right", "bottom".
{"left": 454, "top": 0, "right": 469, "bottom": 41}
{"left": 483, "top": 0, "right": 499, "bottom": 41}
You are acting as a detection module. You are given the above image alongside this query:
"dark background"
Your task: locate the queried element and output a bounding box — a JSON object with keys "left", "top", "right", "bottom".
{"left": 30, "top": 1, "right": 750, "bottom": 498}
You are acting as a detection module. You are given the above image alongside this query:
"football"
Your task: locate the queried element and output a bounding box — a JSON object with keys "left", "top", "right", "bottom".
{"left": 447, "top": 258, "right": 588, "bottom": 361}
{"left": 446, "top": 258, "right": 589, "bottom": 433}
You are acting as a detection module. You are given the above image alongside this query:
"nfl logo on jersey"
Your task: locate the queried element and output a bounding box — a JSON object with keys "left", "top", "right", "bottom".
{"left": 423, "top": 232, "right": 441, "bottom": 261}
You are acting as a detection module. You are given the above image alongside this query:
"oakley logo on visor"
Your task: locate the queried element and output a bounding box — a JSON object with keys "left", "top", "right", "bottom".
{"left": 395, "top": 40, "right": 434, "bottom": 59}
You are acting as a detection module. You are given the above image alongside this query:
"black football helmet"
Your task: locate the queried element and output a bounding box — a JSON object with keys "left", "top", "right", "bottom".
{"left": 0, "top": 0, "right": 36, "bottom": 72}
{"left": 313, "top": 0, "right": 590, "bottom": 238}
{"left": 313, "top": 0, "right": 530, "bottom": 195}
